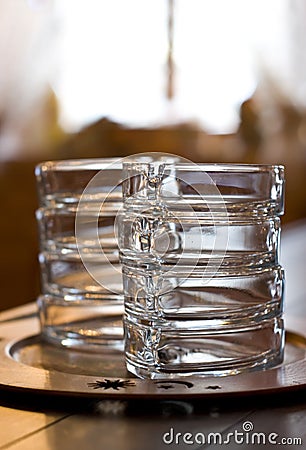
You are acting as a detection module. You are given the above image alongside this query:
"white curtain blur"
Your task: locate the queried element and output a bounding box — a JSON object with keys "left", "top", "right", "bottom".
{"left": 0, "top": 0, "right": 58, "bottom": 159}
{"left": 0, "top": 0, "right": 306, "bottom": 159}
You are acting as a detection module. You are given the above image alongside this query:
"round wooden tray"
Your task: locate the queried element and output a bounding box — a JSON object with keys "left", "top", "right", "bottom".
{"left": 1, "top": 304, "right": 306, "bottom": 400}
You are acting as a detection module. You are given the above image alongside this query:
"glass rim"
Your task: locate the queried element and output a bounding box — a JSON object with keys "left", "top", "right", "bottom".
{"left": 35, "top": 154, "right": 182, "bottom": 173}
{"left": 35, "top": 158, "right": 122, "bottom": 173}
{"left": 35, "top": 158, "right": 284, "bottom": 174}
{"left": 122, "top": 162, "right": 284, "bottom": 173}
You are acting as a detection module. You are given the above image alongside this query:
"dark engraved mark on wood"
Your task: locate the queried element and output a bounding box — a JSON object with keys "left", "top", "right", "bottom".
{"left": 154, "top": 380, "right": 194, "bottom": 389}
{"left": 88, "top": 379, "right": 136, "bottom": 390}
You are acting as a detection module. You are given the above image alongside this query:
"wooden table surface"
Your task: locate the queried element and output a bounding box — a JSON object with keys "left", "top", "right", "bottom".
{"left": 0, "top": 220, "right": 306, "bottom": 450}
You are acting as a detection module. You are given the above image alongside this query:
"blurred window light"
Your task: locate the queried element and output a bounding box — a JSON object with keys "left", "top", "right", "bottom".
{"left": 52, "top": 0, "right": 288, "bottom": 133}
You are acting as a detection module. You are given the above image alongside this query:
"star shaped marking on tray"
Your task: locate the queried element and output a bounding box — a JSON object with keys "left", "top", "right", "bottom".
{"left": 88, "top": 379, "right": 136, "bottom": 391}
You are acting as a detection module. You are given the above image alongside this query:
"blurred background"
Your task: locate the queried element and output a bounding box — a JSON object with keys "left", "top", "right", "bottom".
{"left": 1, "top": 0, "right": 305, "bottom": 311}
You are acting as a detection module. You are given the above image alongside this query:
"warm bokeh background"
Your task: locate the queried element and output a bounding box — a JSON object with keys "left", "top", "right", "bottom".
{"left": 1, "top": 0, "right": 305, "bottom": 311}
